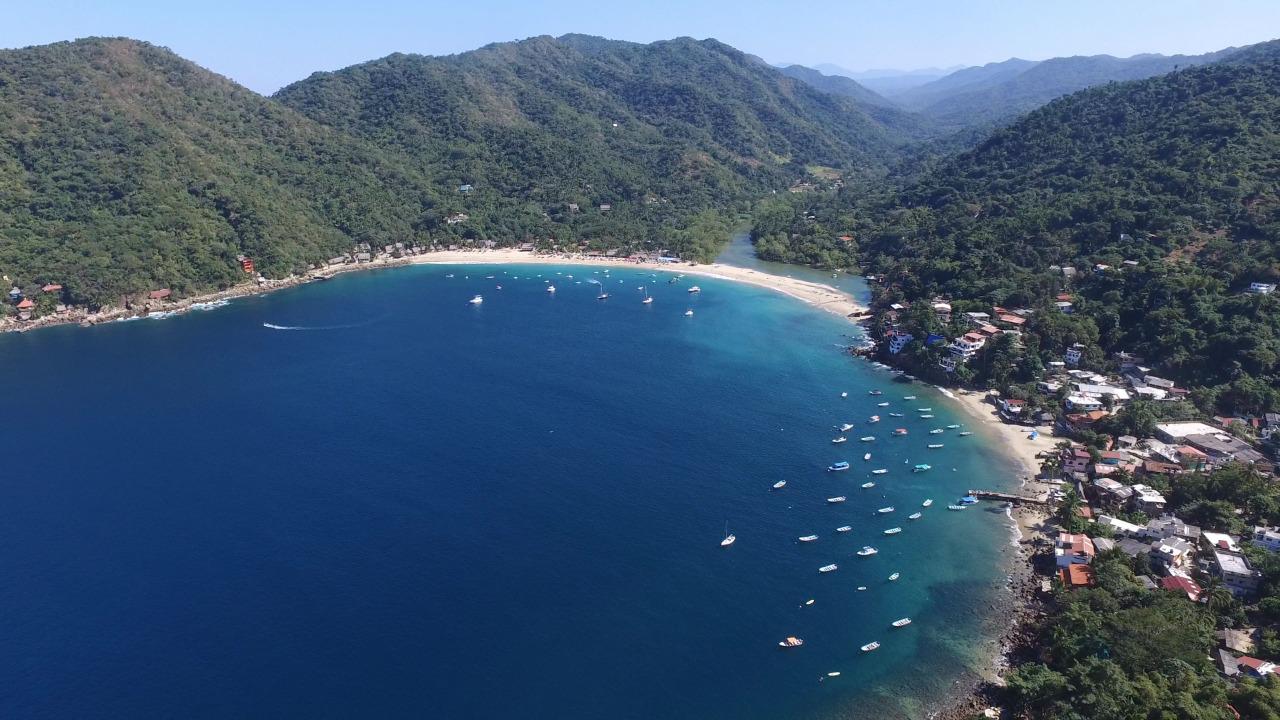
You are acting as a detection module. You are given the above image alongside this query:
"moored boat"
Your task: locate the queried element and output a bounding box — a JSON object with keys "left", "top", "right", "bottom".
{"left": 798, "top": 535, "right": 819, "bottom": 543}
{"left": 863, "top": 452, "right": 871, "bottom": 461}
{"left": 828, "top": 461, "right": 851, "bottom": 472}
{"left": 857, "top": 546, "right": 878, "bottom": 556}
{"left": 958, "top": 431, "right": 973, "bottom": 436}
{"left": 861, "top": 482, "right": 875, "bottom": 489}
{"left": 883, "top": 527, "right": 902, "bottom": 535}
{"left": 839, "top": 423, "right": 855, "bottom": 432}
{"left": 922, "top": 499, "right": 933, "bottom": 507}
{"left": 860, "top": 436, "right": 875, "bottom": 442}
{"left": 888, "top": 572, "right": 900, "bottom": 581}
{"left": 779, "top": 636, "right": 804, "bottom": 648}
{"left": 827, "top": 496, "right": 847, "bottom": 504}
{"left": 947, "top": 504, "right": 966, "bottom": 511}
{"left": 687, "top": 286, "right": 701, "bottom": 293}
{"left": 893, "top": 428, "right": 908, "bottom": 436}
{"left": 872, "top": 468, "right": 888, "bottom": 474}
{"left": 913, "top": 464, "right": 931, "bottom": 473}
{"left": 861, "top": 641, "right": 880, "bottom": 652}
{"left": 892, "top": 618, "right": 912, "bottom": 628}
{"left": 903, "top": 395, "right": 916, "bottom": 400}
{"left": 920, "top": 414, "right": 935, "bottom": 419}
{"left": 908, "top": 512, "right": 922, "bottom": 520}
{"left": 929, "top": 428, "right": 944, "bottom": 435}
{"left": 819, "top": 564, "right": 838, "bottom": 573}
{"left": 877, "top": 402, "right": 889, "bottom": 407}
{"left": 946, "top": 424, "right": 961, "bottom": 429}
{"left": 877, "top": 506, "right": 894, "bottom": 514}
{"left": 832, "top": 436, "right": 848, "bottom": 444}
{"left": 928, "top": 443, "right": 944, "bottom": 448}
{"left": 868, "top": 415, "right": 880, "bottom": 423}
{"left": 836, "top": 525, "right": 852, "bottom": 533}
{"left": 772, "top": 480, "right": 786, "bottom": 490}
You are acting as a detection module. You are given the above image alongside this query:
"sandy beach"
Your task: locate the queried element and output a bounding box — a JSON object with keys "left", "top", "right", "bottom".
{"left": 407, "top": 249, "right": 868, "bottom": 322}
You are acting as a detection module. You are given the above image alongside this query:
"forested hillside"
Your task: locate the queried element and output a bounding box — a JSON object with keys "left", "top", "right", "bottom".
{"left": 0, "top": 38, "right": 443, "bottom": 304}
{"left": 764, "top": 40, "right": 1280, "bottom": 411}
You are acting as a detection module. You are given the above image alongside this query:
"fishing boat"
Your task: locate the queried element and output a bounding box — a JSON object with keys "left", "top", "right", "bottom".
{"left": 836, "top": 525, "right": 852, "bottom": 533}
{"left": 876, "top": 402, "right": 889, "bottom": 407}
{"left": 947, "top": 505, "right": 966, "bottom": 511}
{"left": 908, "top": 512, "right": 922, "bottom": 520}
{"left": 869, "top": 390, "right": 882, "bottom": 396}
{"left": 872, "top": 468, "right": 887, "bottom": 475}
{"left": 946, "top": 424, "right": 960, "bottom": 429}
{"left": 958, "top": 431, "right": 973, "bottom": 436}
{"left": 913, "top": 464, "right": 931, "bottom": 473}
{"left": 883, "top": 527, "right": 902, "bottom": 535}
{"left": 468, "top": 294, "right": 484, "bottom": 304}
{"left": 857, "top": 546, "right": 878, "bottom": 556}
{"left": 687, "top": 286, "right": 701, "bottom": 293}
{"left": 877, "top": 507, "right": 894, "bottom": 514}
{"left": 779, "top": 636, "right": 804, "bottom": 648}
{"left": 863, "top": 453, "right": 872, "bottom": 461}
{"left": 888, "top": 572, "right": 900, "bottom": 581}
{"left": 772, "top": 480, "right": 787, "bottom": 490}
{"left": 868, "top": 415, "right": 880, "bottom": 423}
{"left": 893, "top": 428, "right": 908, "bottom": 436}
{"left": 818, "top": 564, "right": 838, "bottom": 573}
{"left": 839, "top": 423, "right": 855, "bottom": 432}
{"left": 860, "top": 436, "right": 875, "bottom": 442}
{"left": 928, "top": 443, "right": 944, "bottom": 449}
{"left": 922, "top": 499, "right": 933, "bottom": 507}
{"left": 861, "top": 482, "right": 875, "bottom": 489}
{"left": 828, "top": 461, "right": 851, "bottom": 472}
{"left": 684, "top": 309, "right": 694, "bottom": 316}
{"left": 798, "top": 535, "right": 819, "bottom": 543}
{"left": 832, "top": 436, "right": 848, "bottom": 444}
{"left": 827, "top": 496, "right": 847, "bottom": 504}
{"left": 721, "top": 522, "right": 736, "bottom": 547}
{"left": 861, "top": 641, "right": 880, "bottom": 652}
{"left": 892, "top": 618, "right": 912, "bottom": 628}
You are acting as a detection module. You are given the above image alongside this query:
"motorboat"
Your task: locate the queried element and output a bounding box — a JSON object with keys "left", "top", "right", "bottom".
{"left": 857, "top": 546, "right": 878, "bottom": 556}
{"left": 903, "top": 395, "right": 916, "bottom": 400}
{"left": 827, "top": 496, "right": 847, "bottom": 504}
{"left": 883, "top": 527, "right": 902, "bottom": 535}
{"left": 913, "top": 464, "right": 931, "bottom": 473}
{"left": 828, "top": 462, "right": 850, "bottom": 472}
{"left": 860, "top": 436, "right": 875, "bottom": 442}
{"left": 869, "top": 390, "right": 882, "bottom": 396}
{"left": 868, "top": 415, "right": 880, "bottom": 423}
{"left": 893, "top": 428, "right": 908, "bottom": 436}
{"left": 908, "top": 512, "right": 922, "bottom": 520}
{"left": 684, "top": 309, "right": 694, "bottom": 316}
{"left": 687, "top": 286, "right": 701, "bottom": 293}
{"left": 877, "top": 507, "right": 894, "bottom": 514}
{"left": 916, "top": 407, "right": 931, "bottom": 412}
{"left": 892, "top": 618, "right": 912, "bottom": 628}
{"left": 468, "top": 295, "right": 484, "bottom": 304}
{"left": 929, "top": 429, "right": 944, "bottom": 435}
{"left": 861, "top": 641, "right": 880, "bottom": 652}
{"left": 857, "top": 586, "right": 867, "bottom": 591}
{"left": 546, "top": 285, "right": 556, "bottom": 293}
{"left": 840, "top": 392, "right": 848, "bottom": 398}
{"left": 772, "top": 480, "right": 786, "bottom": 490}
{"left": 877, "top": 402, "right": 889, "bottom": 407}
{"left": 779, "top": 636, "right": 804, "bottom": 648}
{"left": 839, "top": 423, "right": 855, "bottom": 432}
{"left": 922, "top": 499, "right": 933, "bottom": 507}
{"left": 818, "top": 564, "right": 838, "bottom": 573}
{"left": 888, "top": 572, "right": 900, "bottom": 581}
{"left": 928, "top": 443, "right": 944, "bottom": 449}
{"left": 836, "top": 526, "right": 852, "bottom": 533}
{"left": 863, "top": 453, "right": 871, "bottom": 461}
{"left": 888, "top": 412, "right": 904, "bottom": 417}
{"left": 798, "top": 535, "right": 819, "bottom": 543}
{"left": 872, "top": 469, "right": 888, "bottom": 475}
{"left": 947, "top": 505, "right": 966, "bottom": 511}
{"left": 833, "top": 436, "right": 848, "bottom": 444}
{"left": 861, "top": 482, "right": 875, "bottom": 489}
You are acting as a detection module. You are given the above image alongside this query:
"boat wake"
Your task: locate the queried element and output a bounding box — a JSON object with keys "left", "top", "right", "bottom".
{"left": 262, "top": 321, "right": 372, "bottom": 331}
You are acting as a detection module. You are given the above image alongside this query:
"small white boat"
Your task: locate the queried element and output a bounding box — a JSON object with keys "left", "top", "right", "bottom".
{"left": 916, "top": 407, "right": 931, "bottom": 412}
{"left": 684, "top": 309, "right": 694, "bottom": 316}
{"left": 929, "top": 429, "right": 944, "bottom": 435}
{"left": 857, "top": 546, "right": 878, "bottom": 556}
{"left": 826, "top": 671, "right": 841, "bottom": 678}
{"left": 860, "top": 436, "right": 875, "bottom": 442}
{"left": 947, "top": 505, "right": 966, "bottom": 511}
{"left": 836, "top": 525, "right": 852, "bottom": 533}
{"left": 869, "top": 390, "right": 882, "bottom": 396}
{"left": 888, "top": 412, "right": 904, "bottom": 417}
{"left": 928, "top": 443, "right": 944, "bottom": 449}
{"left": 883, "top": 527, "right": 902, "bottom": 535}
{"left": 687, "top": 286, "right": 701, "bottom": 293}
{"left": 805, "top": 599, "right": 815, "bottom": 606}
{"left": 872, "top": 468, "right": 888, "bottom": 475}
{"left": 818, "top": 564, "right": 838, "bottom": 573}
{"left": 827, "top": 496, "right": 847, "bottom": 504}
{"left": 832, "top": 436, "right": 847, "bottom": 444}
{"left": 863, "top": 453, "right": 871, "bottom": 461}
{"left": 877, "top": 507, "right": 894, "bottom": 514}
{"left": 877, "top": 402, "right": 889, "bottom": 407}
{"left": 920, "top": 414, "right": 935, "bottom": 419}
{"left": 445, "top": 273, "right": 454, "bottom": 278}
{"left": 922, "top": 499, "right": 933, "bottom": 507}
{"left": 839, "top": 423, "right": 855, "bottom": 432}
{"left": 721, "top": 521, "right": 735, "bottom": 547}
{"left": 908, "top": 512, "right": 922, "bottom": 520}
{"left": 892, "top": 618, "right": 912, "bottom": 628}
{"left": 856, "top": 586, "right": 867, "bottom": 591}
{"left": 840, "top": 392, "right": 848, "bottom": 398}
{"left": 772, "top": 480, "right": 786, "bottom": 490}
{"left": 468, "top": 295, "right": 484, "bottom": 304}
{"left": 868, "top": 415, "right": 880, "bottom": 423}
{"left": 798, "top": 535, "right": 819, "bottom": 543}
{"left": 893, "top": 428, "right": 908, "bottom": 436}
{"left": 888, "top": 572, "right": 900, "bottom": 581}
{"left": 861, "top": 641, "right": 880, "bottom": 652}
{"left": 642, "top": 296, "right": 653, "bottom": 304}
{"left": 546, "top": 285, "right": 556, "bottom": 293}
{"left": 946, "top": 424, "right": 961, "bottom": 429}
{"left": 779, "top": 636, "right": 804, "bottom": 648}
{"left": 958, "top": 431, "right": 973, "bottom": 436}
{"left": 861, "top": 482, "right": 875, "bottom": 489}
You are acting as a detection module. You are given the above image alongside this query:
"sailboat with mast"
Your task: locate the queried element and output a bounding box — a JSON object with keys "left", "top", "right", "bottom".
{"left": 720, "top": 521, "right": 736, "bottom": 547}
{"left": 641, "top": 286, "right": 653, "bottom": 304}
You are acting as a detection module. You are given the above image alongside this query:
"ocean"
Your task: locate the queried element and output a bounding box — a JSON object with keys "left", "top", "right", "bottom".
{"left": 0, "top": 256, "right": 1021, "bottom": 719}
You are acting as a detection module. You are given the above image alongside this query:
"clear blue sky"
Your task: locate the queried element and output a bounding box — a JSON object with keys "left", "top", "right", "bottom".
{"left": 4, "top": 0, "right": 1277, "bottom": 93}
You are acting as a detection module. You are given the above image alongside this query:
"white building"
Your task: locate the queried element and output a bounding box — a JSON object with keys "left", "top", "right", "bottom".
{"left": 1213, "top": 549, "right": 1263, "bottom": 598}
{"left": 1065, "top": 343, "right": 1085, "bottom": 366}
{"left": 1065, "top": 395, "right": 1103, "bottom": 412}
{"left": 887, "top": 333, "right": 914, "bottom": 355}
{"left": 1248, "top": 282, "right": 1276, "bottom": 295}
{"left": 1251, "top": 527, "right": 1280, "bottom": 554}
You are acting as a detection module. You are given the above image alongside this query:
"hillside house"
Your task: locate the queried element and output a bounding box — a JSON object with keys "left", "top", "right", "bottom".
{"left": 1252, "top": 527, "right": 1280, "bottom": 554}
{"left": 1212, "top": 549, "right": 1262, "bottom": 598}
{"left": 1055, "top": 532, "right": 1096, "bottom": 568}
{"left": 1248, "top": 282, "right": 1276, "bottom": 294}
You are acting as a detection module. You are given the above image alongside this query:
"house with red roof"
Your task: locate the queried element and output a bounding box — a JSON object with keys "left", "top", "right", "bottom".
{"left": 1161, "top": 575, "right": 1202, "bottom": 601}
{"left": 1058, "top": 563, "right": 1095, "bottom": 590}
{"left": 1237, "top": 656, "right": 1276, "bottom": 677}
{"left": 148, "top": 289, "right": 172, "bottom": 301}
{"left": 1056, "top": 532, "right": 1096, "bottom": 568}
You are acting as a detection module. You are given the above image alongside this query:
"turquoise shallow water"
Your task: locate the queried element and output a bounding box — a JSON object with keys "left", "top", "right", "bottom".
{"left": 0, "top": 261, "right": 1019, "bottom": 719}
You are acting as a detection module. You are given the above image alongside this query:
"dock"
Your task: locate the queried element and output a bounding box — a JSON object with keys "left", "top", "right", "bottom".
{"left": 967, "top": 489, "right": 1049, "bottom": 505}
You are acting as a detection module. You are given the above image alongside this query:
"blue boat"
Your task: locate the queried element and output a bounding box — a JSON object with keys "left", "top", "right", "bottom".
{"left": 959, "top": 495, "right": 979, "bottom": 505}
{"left": 828, "top": 461, "right": 851, "bottom": 472}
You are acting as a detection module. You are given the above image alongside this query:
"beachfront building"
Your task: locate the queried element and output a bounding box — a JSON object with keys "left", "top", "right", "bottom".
{"left": 1251, "top": 527, "right": 1280, "bottom": 554}
{"left": 1211, "top": 549, "right": 1263, "bottom": 598}
{"left": 1065, "top": 395, "right": 1103, "bottom": 412}
{"left": 1055, "top": 532, "right": 1096, "bottom": 568}
{"left": 1058, "top": 564, "right": 1095, "bottom": 590}
{"left": 887, "top": 332, "right": 914, "bottom": 355}
{"left": 1062, "top": 446, "right": 1092, "bottom": 476}
{"left": 949, "top": 332, "right": 986, "bottom": 360}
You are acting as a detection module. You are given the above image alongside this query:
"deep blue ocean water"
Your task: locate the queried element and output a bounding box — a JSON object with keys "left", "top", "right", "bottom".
{"left": 0, "top": 259, "right": 1021, "bottom": 719}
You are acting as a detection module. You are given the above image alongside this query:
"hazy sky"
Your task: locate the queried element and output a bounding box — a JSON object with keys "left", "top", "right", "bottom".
{"left": 4, "top": 0, "right": 1277, "bottom": 93}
